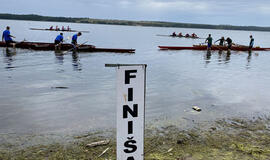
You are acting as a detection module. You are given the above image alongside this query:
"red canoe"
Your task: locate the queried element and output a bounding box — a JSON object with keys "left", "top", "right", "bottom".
{"left": 158, "top": 45, "right": 270, "bottom": 51}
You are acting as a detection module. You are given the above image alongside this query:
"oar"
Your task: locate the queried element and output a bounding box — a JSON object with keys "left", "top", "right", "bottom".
{"left": 63, "top": 41, "right": 88, "bottom": 54}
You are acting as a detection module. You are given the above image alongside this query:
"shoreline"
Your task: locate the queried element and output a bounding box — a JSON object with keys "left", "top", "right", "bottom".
{"left": 1, "top": 13, "right": 270, "bottom": 32}
{"left": 1, "top": 115, "right": 270, "bottom": 159}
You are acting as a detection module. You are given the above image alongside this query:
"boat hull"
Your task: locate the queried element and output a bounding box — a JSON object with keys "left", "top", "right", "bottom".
{"left": 159, "top": 45, "right": 270, "bottom": 51}
{"left": 0, "top": 41, "right": 135, "bottom": 53}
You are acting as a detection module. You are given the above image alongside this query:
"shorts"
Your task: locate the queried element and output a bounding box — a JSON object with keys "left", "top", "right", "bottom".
{"left": 55, "top": 40, "right": 61, "bottom": 45}
{"left": 228, "top": 44, "right": 232, "bottom": 49}
{"left": 5, "top": 40, "right": 15, "bottom": 47}
{"left": 249, "top": 45, "right": 253, "bottom": 49}
{"left": 207, "top": 43, "right": 212, "bottom": 48}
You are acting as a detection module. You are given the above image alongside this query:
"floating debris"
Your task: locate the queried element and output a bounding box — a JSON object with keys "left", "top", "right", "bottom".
{"left": 192, "top": 106, "right": 201, "bottom": 112}
{"left": 51, "top": 87, "right": 69, "bottom": 89}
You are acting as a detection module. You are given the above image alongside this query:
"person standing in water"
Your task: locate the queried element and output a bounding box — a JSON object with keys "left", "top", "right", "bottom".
{"left": 249, "top": 35, "right": 254, "bottom": 50}
{"left": 205, "top": 34, "right": 213, "bottom": 50}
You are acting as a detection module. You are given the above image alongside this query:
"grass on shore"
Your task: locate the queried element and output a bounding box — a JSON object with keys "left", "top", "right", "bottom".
{"left": 1, "top": 116, "right": 270, "bottom": 160}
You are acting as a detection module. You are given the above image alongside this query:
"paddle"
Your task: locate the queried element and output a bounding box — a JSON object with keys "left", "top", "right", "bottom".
{"left": 63, "top": 41, "right": 88, "bottom": 54}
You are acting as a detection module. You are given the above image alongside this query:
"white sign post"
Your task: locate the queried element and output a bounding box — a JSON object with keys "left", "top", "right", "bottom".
{"left": 106, "top": 64, "right": 147, "bottom": 160}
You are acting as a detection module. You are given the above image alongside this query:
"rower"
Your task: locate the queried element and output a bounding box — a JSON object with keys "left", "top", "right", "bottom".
{"left": 205, "top": 34, "right": 213, "bottom": 50}
{"left": 62, "top": 26, "right": 65, "bottom": 31}
{"left": 215, "top": 37, "right": 225, "bottom": 46}
{"left": 2, "top": 26, "right": 16, "bottom": 48}
{"left": 67, "top": 26, "right": 70, "bottom": 31}
{"left": 55, "top": 33, "right": 64, "bottom": 50}
{"left": 225, "top": 37, "right": 233, "bottom": 50}
{"left": 249, "top": 35, "right": 254, "bottom": 50}
{"left": 71, "top": 32, "right": 82, "bottom": 50}
{"left": 50, "top": 26, "right": 53, "bottom": 30}
{"left": 56, "top": 25, "right": 59, "bottom": 31}
{"left": 178, "top": 32, "right": 183, "bottom": 37}
{"left": 172, "top": 32, "right": 176, "bottom": 36}
{"left": 191, "top": 33, "right": 197, "bottom": 38}
{"left": 185, "top": 33, "right": 190, "bottom": 37}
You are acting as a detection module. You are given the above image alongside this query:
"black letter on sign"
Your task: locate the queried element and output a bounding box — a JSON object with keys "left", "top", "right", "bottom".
{"left": 128, "top": 88, "right": 133, "bottom": 101}
{"left": 124, "top": 137, "right": 137, "bottom": 153}
{"left": 125, "top": 70, "right": 137, "bottom": 84}
{"left": 127, "top": 157, "right": 135, "bottom": 160}
{"left": 128, "top": 121, "right": 133, "bottom": 134}
{"left": 123, "top": 104, "right": 138, "bottom": 118}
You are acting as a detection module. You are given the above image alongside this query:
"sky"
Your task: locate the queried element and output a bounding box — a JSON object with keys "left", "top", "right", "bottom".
{"left": 1, "top": 0, "right": 270, "bottom": 26}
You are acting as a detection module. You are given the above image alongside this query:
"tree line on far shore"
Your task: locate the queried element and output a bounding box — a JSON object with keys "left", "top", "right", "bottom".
{"left": 1, "top": 13, "right": 270, "bottom": 32}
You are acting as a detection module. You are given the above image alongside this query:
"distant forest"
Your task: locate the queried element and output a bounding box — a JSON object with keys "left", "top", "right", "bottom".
{"left": 1, "top": 13, "right": 270, "bottom": 32}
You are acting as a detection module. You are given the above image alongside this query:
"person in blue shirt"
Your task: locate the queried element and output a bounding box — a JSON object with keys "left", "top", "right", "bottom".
{"left": 55, "top": 33, "right": 64, "bottom": 50}
{"left": 2, "top": 26, "right": 16, "bottom": 46}
{"left": 55, "top": 33, "right": 64, "bottom": 44}
{"left": 72, "top": 32, "right": 82, "bottom": 46}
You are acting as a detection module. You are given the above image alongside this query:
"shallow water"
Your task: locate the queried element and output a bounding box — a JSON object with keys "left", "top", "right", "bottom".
{"left": 1, "top": 19, "right": 270, "bottom": 135}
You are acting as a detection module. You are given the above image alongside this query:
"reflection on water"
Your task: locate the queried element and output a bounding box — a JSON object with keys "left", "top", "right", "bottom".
{"left": 54, "top": 51, "right": 64, "bottom": 65}
{"left": 3, "top": 48, "right": 16, "bottom": 69}
{"left": 72, "top": 52, "right": 82, "bottom": 71}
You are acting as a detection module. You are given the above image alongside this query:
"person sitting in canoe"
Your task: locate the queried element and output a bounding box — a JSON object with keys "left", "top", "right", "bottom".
{"left": 215, "top": 37, "right": 225, "bottom": 46}
{"left": 191, "top": 33, "right": 197, "bottom": 38}
{"left": 178, "top": 32, "right": 183, "bottom": 37}
{"left": 185, "top": 33, "right": 190, "bottom": 37}
{"left": 171, "top": 32, "right": 176, "bottom": 36}
{"left": 249, "top": 35, "right": 254, "bottom": 49}
{"left": 62, "top": 26, "right": 65, "bottom": 31}
{"left": 2, "top": 26, "right": 16, "bottom": 47}
{"left": 67, "top": 26, "right": 70, "bottom": 31}
{"left": 55, "top": 25, "right": 59, "bottom": 31}
{"left": 71, "top": 32, "right": 82, "bottom": 49}
{"left": 49, "top": 26, "right": 53, "bottom": 30}
{"left": 225, "top": 37, "right": 233, "bottom": 49}
{"left": 205, "top": 34, "right": 213, "bottom": 50}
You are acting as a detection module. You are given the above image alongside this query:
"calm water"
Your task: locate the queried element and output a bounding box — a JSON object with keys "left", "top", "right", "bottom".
{"left": 1, "top": 19, "right": 270, "bottom": 135}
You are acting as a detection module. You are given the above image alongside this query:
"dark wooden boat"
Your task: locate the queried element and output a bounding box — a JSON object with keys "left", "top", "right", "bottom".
{"left": 30, "top": 28, "right": 89, "bottom": 33}
{"left": 159, "top": 45, "right": 270, "bottom": 51}
{"left": 0, "top": 41, "right": 135, "bottom": 53}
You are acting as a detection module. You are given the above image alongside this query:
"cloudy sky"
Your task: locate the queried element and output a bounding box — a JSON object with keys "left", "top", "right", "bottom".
{"left": 1, "top": 0, "right": 270, "bottom": 26}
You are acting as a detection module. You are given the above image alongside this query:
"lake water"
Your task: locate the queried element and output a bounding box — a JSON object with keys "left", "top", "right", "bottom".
{"left": 1, "top": 19, "right": 270, "bottom": 136}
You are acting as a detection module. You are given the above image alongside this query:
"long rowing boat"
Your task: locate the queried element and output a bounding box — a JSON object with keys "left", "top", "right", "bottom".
{"left": 156, "top": 34, "right": 200, "bottom": 39}
{"left": 158, "top": 45, "right": 270, "bottom": 51}
{"left": 30, "top": 28, "right": 89, "bottom": 33}
{"left": 0, "top": 41, "right": 135, "bottom": 53}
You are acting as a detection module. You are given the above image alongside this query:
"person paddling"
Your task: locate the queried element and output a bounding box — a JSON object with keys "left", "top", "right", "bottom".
{"left": 191, "top": 33, "right": 197, "bottom": 38}
{"left": 71, "top": 32, "right": 82, "bottom": 50}
{"left": 171, "top": 32, "right": 176, "bottom": 36}
{"left": 2, "top": 26, "right": 16, "bottom": 48}
{"left": 55, "top": 33, "right": 64, "bottom": 50}
{"left": 225, "top": 37, "right": 233, "bottom": 50}
{"left": 249, "top": 35, "right": 254, "bottom": 50}
{"left": 178, "top": 32, "right": 183, "bottom": 37}
{"left": 205, "top": 34, "right": 213, "bottom": 50}
{"left": 215, "top": 37, "right": 225, "bottom": 46}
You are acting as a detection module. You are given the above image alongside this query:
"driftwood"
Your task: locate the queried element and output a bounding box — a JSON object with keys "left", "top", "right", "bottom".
{"left": 98, "top": 147, "right": 110, "bottom": 157}
{"left": 86, "top": 140, "right": 110, "bottom": 148}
